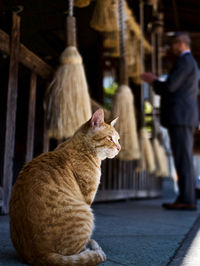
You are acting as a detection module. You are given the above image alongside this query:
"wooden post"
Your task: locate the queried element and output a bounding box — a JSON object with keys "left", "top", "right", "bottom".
{"left": 2, "top": 12, "right": 20, "bottom": 214}
{"left": 25, "top": 72, "right": 37, "bottom": 163}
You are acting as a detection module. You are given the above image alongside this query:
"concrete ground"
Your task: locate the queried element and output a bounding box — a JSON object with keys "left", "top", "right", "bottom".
{"left": 1, "top": 196, "right": 200, "bottom": 266}
{"left": 94, "top": 199, "right": 200, "bottom": 266}
{"left": 0, "top": 178, "right": 200, "bottom": 266}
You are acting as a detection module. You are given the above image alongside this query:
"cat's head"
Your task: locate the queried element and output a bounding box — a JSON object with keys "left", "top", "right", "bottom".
{"left": 77, "top": 109, "right": 121, "bottom": 160}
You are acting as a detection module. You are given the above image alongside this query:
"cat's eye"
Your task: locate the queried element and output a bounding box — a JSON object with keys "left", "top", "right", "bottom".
{"left": 107, "top": 136, "right": 113, "bottom": 142}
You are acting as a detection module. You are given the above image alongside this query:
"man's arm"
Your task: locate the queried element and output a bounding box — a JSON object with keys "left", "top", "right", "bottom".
{"left": 141, "top": 56, "right": 190, "bottom": 95}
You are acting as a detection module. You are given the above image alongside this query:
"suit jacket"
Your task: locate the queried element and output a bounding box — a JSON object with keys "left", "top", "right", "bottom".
{"left": 153, "top": 52, "right": 199, "bottom": 128}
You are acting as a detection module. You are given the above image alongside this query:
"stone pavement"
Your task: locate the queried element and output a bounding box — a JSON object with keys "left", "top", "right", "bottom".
{"left": 93, "top": 199, "right": 200, "bottom": 266}
{"left": 0, "top": 197, "right": 200, "bottom": 266}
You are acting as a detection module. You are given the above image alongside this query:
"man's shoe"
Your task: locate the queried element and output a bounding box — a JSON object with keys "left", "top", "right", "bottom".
{"left": 162, "top": 202, "right": 197, "bottom": 211}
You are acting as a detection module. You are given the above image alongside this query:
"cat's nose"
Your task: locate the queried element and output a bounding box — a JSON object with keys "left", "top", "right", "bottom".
{"left": 117, "top": 145, "right": 121, "bottom": 151}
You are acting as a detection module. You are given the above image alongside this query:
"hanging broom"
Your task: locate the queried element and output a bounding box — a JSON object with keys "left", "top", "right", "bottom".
{"left": 137, "top": 0, "right": 156, "bottom": 173}
{"left": 111, "top": 0, "right": 140, "bottom": 161}
{"left": 153, "top": 137, "right": 169, "bottom": 177}
{"left": 140, "top": 128, "right": 156, "bottom": 173}
{"left": 74, "top": 0, "right": 91, "bottom": 8}
{"left": 153, "top": 137, "right": 162, "bottom": 176}
{"left": 90, "top": 0, "right": 119, "bottom": 32}
{"left": 47, "top": 0, "right": 92, "bottom": 139}
{"left": 153, "top": 118, "right": 169, "bottom": 177}
{"left": 159, "top": 141, "right": 169, "bottom": 177}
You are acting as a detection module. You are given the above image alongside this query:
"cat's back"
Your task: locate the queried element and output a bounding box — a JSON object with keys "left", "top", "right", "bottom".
{"left": 10, "top": 146, "right": 84, "bottom": 211}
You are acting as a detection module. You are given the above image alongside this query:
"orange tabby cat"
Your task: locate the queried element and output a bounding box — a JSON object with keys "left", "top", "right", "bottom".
{"left": 9, "top": 109, "right": 120, "bottom": 266}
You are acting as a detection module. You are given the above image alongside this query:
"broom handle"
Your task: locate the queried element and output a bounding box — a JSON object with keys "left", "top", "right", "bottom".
{"left": 66, "top": 0, "right": 77, "bottom": 46}
{"left": 118, "top": 0, "right": 128, "bottom": 85}
{"left": 139, "top": 0, "right": 145, "bottom": 127}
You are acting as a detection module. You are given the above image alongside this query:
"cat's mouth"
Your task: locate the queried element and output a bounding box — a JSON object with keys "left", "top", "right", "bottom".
{"left": 108, "top": 147, "right": 121, "bottom": 158}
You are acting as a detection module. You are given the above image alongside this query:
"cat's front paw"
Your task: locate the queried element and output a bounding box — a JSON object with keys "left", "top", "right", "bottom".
{"left": 97, "top": 248, "right": 106, "bottom": 263}
{"left": 88, "top": 239, "right": 106, "bottom": 263}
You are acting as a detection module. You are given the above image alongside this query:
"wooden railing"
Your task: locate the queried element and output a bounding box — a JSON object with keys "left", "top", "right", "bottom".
{"left": 96, "top": 159, "right": 162, "bottom": 201}
{"left": 0, "top": 12, "right": 162, "bottom": 214}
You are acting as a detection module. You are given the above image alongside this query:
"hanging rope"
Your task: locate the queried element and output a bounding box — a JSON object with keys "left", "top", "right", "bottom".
{"left": 46, "top": 0, "right": 92, "bottom": 139}
{"left": 118, "top": 0, "right": 125, "bottom": 58}
{"left": 66, "top": 0, "right": 76, "bottom": 46}
{"left": 69, "top": 0, "right": 74, "bottom": 16}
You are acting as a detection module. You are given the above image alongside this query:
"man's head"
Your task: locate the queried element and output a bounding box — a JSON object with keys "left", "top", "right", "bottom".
{"left": 170, "top": 32, "right": 191, "bottom": 55}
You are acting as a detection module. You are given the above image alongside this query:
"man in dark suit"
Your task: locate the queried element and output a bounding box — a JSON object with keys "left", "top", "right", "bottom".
{"left": 141, "top": 32, "right": 199, "bottom": 210}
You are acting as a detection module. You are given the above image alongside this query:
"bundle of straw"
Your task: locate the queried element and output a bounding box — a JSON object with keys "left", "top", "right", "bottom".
{"left": 103, "top": 31, "right": 119, "bottom": 49}
{"left": 153, "top": 137, "right": 163, "bottom": 176}
{"left": 47, "top": 47, "right": 92, "bottom": 139}
{"left": 112, "top": 85, "right": 140, "bottom": 160}
{"left": 90, "top": 0, "right": 119, "bottom": 32}
{"left": 136, "top": 133, "right": 146, "bottom": 172}
{"left": 74, "top": 0, "right": 91, "bottom": 7}
{"left": 47, "top": 0, "right": 92, "bottom": 139}
{"left": 140, "top": 128, "right": 156, "bottom": 173}
{"left": 154, "top": 138, "right": 169, "bottom": 177}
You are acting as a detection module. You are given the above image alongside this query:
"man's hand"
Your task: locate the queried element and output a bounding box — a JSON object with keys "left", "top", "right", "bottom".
{"left": 141, "top": 72, "right": 158, "bottom": 86}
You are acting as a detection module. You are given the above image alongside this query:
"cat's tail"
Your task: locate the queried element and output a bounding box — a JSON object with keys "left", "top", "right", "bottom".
{"left": 43, "top": 240, "right": 106, "bottom": 266}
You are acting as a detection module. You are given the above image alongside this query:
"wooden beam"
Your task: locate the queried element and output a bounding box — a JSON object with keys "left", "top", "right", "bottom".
{"left": 2, "top": 12, "right": 20, "bottom": 214}
{"left": 0, "top": 29, "right": 53, "bottom": 80}
{"left": 25, "top": 72, "right": 37, "bottom": 163}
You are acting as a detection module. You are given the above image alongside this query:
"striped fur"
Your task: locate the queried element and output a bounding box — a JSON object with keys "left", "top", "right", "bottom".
{"left": 9, "top": 109, "right": 120, "bottom": 266}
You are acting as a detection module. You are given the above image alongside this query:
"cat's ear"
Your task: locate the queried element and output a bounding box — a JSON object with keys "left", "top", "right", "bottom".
{"left": 90, "top": 109, "right": 104, "bottom": 128}
{"left": 110, "top": 117, "right": 118, "bottom": 127}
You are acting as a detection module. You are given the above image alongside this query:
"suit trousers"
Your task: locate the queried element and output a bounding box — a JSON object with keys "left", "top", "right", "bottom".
{"left": 168, "top": 126, "right": 196, "bottom": 205}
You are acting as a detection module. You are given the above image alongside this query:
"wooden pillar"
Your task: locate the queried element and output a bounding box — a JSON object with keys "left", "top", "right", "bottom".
{"left": 2, "top": 12, "right": 20, "bottom": 214}
{"left": 25, "top": 72, "right": 37, "bottom": 163}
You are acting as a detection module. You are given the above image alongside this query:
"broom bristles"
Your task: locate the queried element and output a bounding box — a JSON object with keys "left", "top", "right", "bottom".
{"left": 47, "top": 46, "right": 92, "bottom": 139}
{"left": 112, "top": 85, "right": 140, "bottom": 160}
{"left": 90, "top": 0, "right": 119, "bottom": 32}
{"left": 153, "top": 138, "right": 169, "bottom": 177}
{"left": 159, "top": 143, "right": 169, "bottom": 177}
{"left": 153, "top": 138, "right": 163, "bottom": 176}
{"left": 140, "top": 128, "right": 156, "bottom": 174}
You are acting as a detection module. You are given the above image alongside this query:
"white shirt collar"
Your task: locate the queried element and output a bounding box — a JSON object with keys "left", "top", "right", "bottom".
{"left": 180, "top": 49, "right": 191, "bottom": 56}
